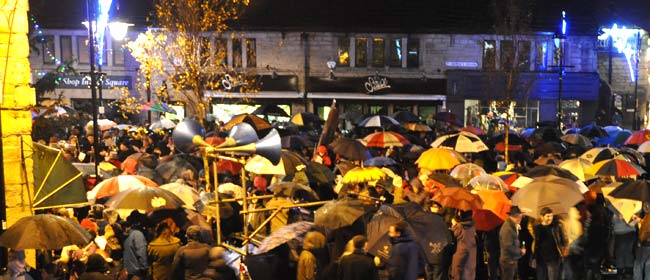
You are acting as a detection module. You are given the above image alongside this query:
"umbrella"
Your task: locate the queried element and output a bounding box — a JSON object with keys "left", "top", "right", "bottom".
{"left": 558, "top": 158, "right": 596, "bottom": 182}
{"left": 431, "top": 131, "right": 488, "bottom": 153}
{"left": 367, "top": 203, "right": 451, "bottom": 262}
{"left": 580, "top": 147, "right": 618, "bottom": 163}
{"left": 329, "top": 138, "right": 369, "bottom": 161}
{"left": 159, "top": 182, "right": 200, "bottom": 209}
{"left": 281, "top": 135, "right": 313, "bottom": 150}
{"left": 511, "top": 175, "right": 585, "bottom": 218}
{"left": 87, "top": 175, "right": 159, "bottom": 201}
{"left": 460, "top": 126, "right": 485, "bottom": 135}
{"left": 245, "top": 150, "right": 308, "bottom": 175}
{"left": 357, "top": 115, "right": 400, "bottom": 128}
{"left": 434, "top": 112, "right": 460, "bottom": 125}
{"left": 432, "top": 187, "right": 483, "bottom": 211}
{"left": 560, "top": 133, "right": 593, "bottom": 148}
{"left": 252, "top": 104, "right": 289, "bottom": 118}
{"left": 490, "top": 130, "right": 528, "bottom": 146}
{"left": 416, "top": 148, "right": 466, "bottom": 171}
{"left": 595, "top": 130, "right": 631, "bottom": 147}
{"left": 609, "top": 180, "right": 650, "bottom": 202}
{"left": 473, "top": 190, "right": 511, "bottom": 231}
{"left": 155, "top": 155, "right": 199, "bottom": 183}
{"left": 142, "top": 101, "right": 176, "bottom": 114}
{"left": 450, "top": 163, "right": 487, "bottom": 185}
{"left": 580, "top": 125, "right": 608, "bottom": 138}
{"left": 255, "top": 221, "right": 314, "bottom": 254}
{"left": 428, "top": 173, "right": 463, "bottom": 189}
{"left": 364, "top": 156, "right": 397, "bottom": 167}
{"left": 341, "top": 167, "right": 386, "bottom": 185}
{"left": 402, "top": 123, "right": 432, "bottom": 132}
{"left": 493, "top": 171, "right": 521, "bottom": 187}
{"left": 38, "top": 105, "right": 76, "bottom": 118}
{"left": 602, "top": 186, "right": 642, "bottom": 222}
{"left": 524, "top": 165, "right": 579, "bottom": 181}
{"left": 361, "top": 131, "right": 410, "bottom": 148}
{"left": 392, "top": 111, "right": 420, "bottom": 123}
{"left": 105, "top": 186, "right": 186, "bottom": 212}
{"left": 223, "top": 113, "right": 273, "bottom": 138}
{"left": 0, "top": 214, "right": 92, "bottom": 250}
{"left": 467, "top": 174, "right": 509, "bottom": 192}
{"left": 639, "top": 141, "right": 650, "bottom": 153}
{"left": 217, "top": 183, "right": 245, "bottom": 204}
{"left": 32, "top": 143, "right": 88, "bottom": 210}
{"left": 533, "top": 142, "right": 566, "bottom": 157}
{"left": 528, "top": 126, "right": 563, "bottom": 145}
{"left": 625, "top": 129, "right": 650, "bottom": 145}
{"left": 618, "top": 147, "right": 646, "bottom": 167}
{"left": 86, "top": 119, "right": 117, "bottom": 131}
{"left": 306, "top": 162, "right": 336, "bottom": 185}
{"left": 586, "top": 159, "right": 646, "bottom": 178}
{"left": 149, "top": 119, "right": 176, "bottom": 130}
{"left": 216, "top": 159, "right": 243, "bottom": 175}
{"left": 269, "top": 182, "right": 320, "bottom": 202}
{"left": 314, "top": 199, "right": 367, "bottom": 230}
{"left": 290, "top": 112, "right": 322, "bottom": 127}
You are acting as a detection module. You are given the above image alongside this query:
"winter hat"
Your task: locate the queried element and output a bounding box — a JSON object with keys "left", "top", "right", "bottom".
{"left": 253, "top": 175, "right": 268, "bottom": 192}
{"left": 122, "top": 158, "right": 138, "bottom": 175}
{"left": 186, "top": 225, "right": 201, "bottom": 241}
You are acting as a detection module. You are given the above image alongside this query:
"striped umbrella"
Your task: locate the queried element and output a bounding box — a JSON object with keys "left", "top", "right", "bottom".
{"left": 361, "top": 131, "right": 410, "bottom": 148}
{"left": 586, "top": 159, "right": 646, "bottom": 178}
{"left": 87, "top": 175, "right": 159, "bottom": 201}
{"left": 558, "top": 158, "right": 595, "bottom": 182}
{"left": 357, "top": 115, "right": 400, "bottom": 128}
{"left": 625, "top": 129, "right": 650, "bottom": 145}
{"left": 431, "top": 131, "right": 488, "bottom": 153}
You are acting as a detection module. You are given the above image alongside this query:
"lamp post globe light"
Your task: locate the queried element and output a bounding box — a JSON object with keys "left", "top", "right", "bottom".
{"left": 555, "top": 11, "right": 567, "bottom": 130}
{"left": 84, "top": 0, "right": 131, "bottom": 178}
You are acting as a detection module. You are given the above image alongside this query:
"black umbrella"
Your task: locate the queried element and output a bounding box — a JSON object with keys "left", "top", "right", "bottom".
{"left": 255, "top": 221, "right": 314, "bottom": 254}
{"left": 281, "top": 135, "right": 313, "bottom": 151}
{"left": 306, "top": 162, "right": 336, "bottom": 185}
{"left": 392, "top": 111, "right": 420, "bottom": 123}
{"left": 490, "top": 131, "right": 528, "bottom": 146}
{"left": 105, "top": 186, "right": 186, "bottom": 212}
{"left": 329, "top": 138, "right": 369, "bottom": 161}
{"left": 314, "top": 198, "right": 368, "bottom": 230}
{"left": 580, "top": 125, "right": 608, "bottom": 138}
{"left": 534, "top": 142, "right": 567, "bottom": 157}
{"left": 524, "top": 165, "right": 579, "bottom": 181}
{"left": 609, "top": 180, "right": 650, "bottom": 201}
{"left": 366, "top": 202, "right": 451, "bottom": 263}
{"left": 0, "top": 214, "right": 92, "bottom": 250}
{"left": 155, "top": 155, "right": 199, "bottom": 183}
{"left": 269, "top": 182, "right": 320, "bottom": 202}
{"left": 529, "top": 126, "right": 563, "bottom": 145}
{"left": 252, "top": 104, "right": 290, "bottom": 118}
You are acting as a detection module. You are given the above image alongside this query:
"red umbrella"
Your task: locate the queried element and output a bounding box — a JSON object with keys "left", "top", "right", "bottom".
{"left": 625, "top": 129, "right": 650, "bottom": 145}
{"left": 432, "top": 187, "right": 483, "bottom": 211}
{"left": 473, "top": 190, "right": 511, "bottom": 231}
{"left": 87, "top": 175, "right": 159, "bottom": 201}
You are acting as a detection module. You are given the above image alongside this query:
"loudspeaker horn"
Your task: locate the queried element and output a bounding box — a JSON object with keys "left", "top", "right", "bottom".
{"left": 216, "top": 122, "right": 259, "bottom": 148}
{"left": 172, "top": 120, "right": 206, "bottom": 153}
{"left": 214, "top": 128, "right": 282, "bottom": 165}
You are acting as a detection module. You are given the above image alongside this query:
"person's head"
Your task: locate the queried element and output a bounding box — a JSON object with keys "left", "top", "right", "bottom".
{"left": 508, "top": 205, "right": 524, "bottom": 224}
{"left": 540, "top": 207, "right": 554, "bottom": 225}
{"left": 388, "top": 221, "right": 407, "bottom": 238}
{"left": 644, "top": 202, "right": 650, "bottom": 214}
{"left": 156, "top": 222, "right": 172, "bottom": 238}
{"left": 317, "top": 145, "right": 328, "bottom": 156}
{"left": 350, "top": 235, "right": 368, "bottom": 252}
{"left": 186, "top": 225, "right": 202, "bottom": 242}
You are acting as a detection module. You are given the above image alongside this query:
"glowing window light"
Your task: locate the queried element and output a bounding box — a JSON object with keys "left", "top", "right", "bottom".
{"left": 599, "top": 23, "right": 642, "bottom": 82}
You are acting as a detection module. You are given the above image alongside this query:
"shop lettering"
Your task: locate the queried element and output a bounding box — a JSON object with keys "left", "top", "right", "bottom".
{"left": 364, "top": 76, "right": 391, "bottom": 94}
{"left": 221, "top": 74, "right": 248, "bottom": 91}
{"left": 55, "top": 76, "right": 133, "bottom": 89}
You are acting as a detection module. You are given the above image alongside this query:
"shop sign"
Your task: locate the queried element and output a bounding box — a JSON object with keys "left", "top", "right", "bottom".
{"left": 445, "top": 61, "right": 479, "bottom": 68}
{"left": 364, "top": 75, "right": 391, "bottom": 94}
{"left": 57, "top": 75, "right": 133, "bottom": 89}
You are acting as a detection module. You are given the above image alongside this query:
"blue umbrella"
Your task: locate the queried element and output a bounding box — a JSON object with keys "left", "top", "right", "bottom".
{"left": 364, "top": 156, "right": 397, "bottom": 167}
{"left": 596, "top": 130, "right": 632, "bottom": 147}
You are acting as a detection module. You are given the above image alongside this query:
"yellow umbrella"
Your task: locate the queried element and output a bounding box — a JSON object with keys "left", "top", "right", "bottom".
{"left": 402, "top": 123, "right": 432, "bottom": 132}
{"left": 245, "top": 154, "right": 286, "bottom": 175}
{"left": 415, "top": 148, "right": 466, "bottom": 171}
{"left": 342, "top": 167, "right": 386, "bottom": 185}
{"left": 558, "top": 158, "right": 596, "bottom": 182}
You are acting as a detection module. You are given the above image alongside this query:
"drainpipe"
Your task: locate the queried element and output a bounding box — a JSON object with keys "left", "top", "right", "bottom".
{"left": 301, "top": 33, "right": 310, "bottom": 111}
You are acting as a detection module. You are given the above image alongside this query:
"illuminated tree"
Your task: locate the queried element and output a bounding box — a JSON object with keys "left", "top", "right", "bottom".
{"left": 127, "top": 0, "right": 259, "bottom": 125}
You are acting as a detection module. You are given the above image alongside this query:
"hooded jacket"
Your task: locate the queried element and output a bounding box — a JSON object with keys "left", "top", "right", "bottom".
{"left": 387, "top": 231, "right": 422, "bottom": 280}
{"left": 297, "top": 231, "right": 327, "bottom": 280}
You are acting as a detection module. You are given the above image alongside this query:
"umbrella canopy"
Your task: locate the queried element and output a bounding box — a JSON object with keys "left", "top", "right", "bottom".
{"left": 490, "top": 130, "right": 528, "bottom": 146}
{"left": 142, "top": 101, "right": 176, "bottom": 114}
{"left": 434, "top": 112, "right": 460, "bottom": 125}
{"left": 528, "top": 126, "right": 563, "bottom": 144}
{"left": 473, "top": 190, "right": 511, "bottom": 231}
{"left": 87, "top": 175, "right": 159, "bottom": 201}
{"left": 155, "top": 155, "right": 199, "bottom": 184}
{"left": 416, "top": 148, "right": 466, "bottom": 171}
{"left": 580, "top": 125, "right": 608, "bottom": 138}
{"left": 104, "top": 186, "right": 186, "bottom": 212}
{"left": 595, "top": 130, "right": 632, "bottom": 147}
{"left": 449, "top": 163, "right": 487, "bottom": 185}
{"left": 364, "top": 156, "right": 397, "bottom": 167}
{"left": 38, "top": 105, "right": 76, "bottom": 118}
{"left": 639, "top": 141, "right": 650, "bottom": 153}
{"left": 290, "top": 112, "right": 322, "bottom": 127}
{"left": 358, "top": 115, "right": 400, "bottom": 128}
{"left": 467, "top": 174, "right": 509, "bottom": 192}
{"left": 252, "top": 104, "right": 289, "bottom": 117}
{"left": 306, "top": 162, "right": 336, "bottom": 185}
{"left": 255, "top": 221, "right": 314, "bottom": 254}
{"left": 269, "top": 182, "right": 320, "bottom": 202}
{"left": 618, "top": 147, "right": 646, "bottom": 167}
{"left": 402, "top": 123, "right": 432, "bottom": 132}
{"left": 159, "top": 182, "right": 200, "bottom": 210}
{"left": 281, "top": 135, "right": 313, "bottom": 150}
{"left": 366, "top": 203, "right": 451, "bottom": 262}
{"left": 86, "top": 119, "right": 117, "bottom": 131}
{"left": 314, "top": 199, "right": 367, "bottom": 230}
{"left": 558, "top": 158, "right": 596, "bottom": 182}
{"left": 580, "top": 147, "right": 618, "bottom": 163}
{"left": 511, "top": 175, "right": 585, "bottom": 218}
{"left": 524, "top": 165, "right": 579, "bottom": 181}
{"left": 560, "top": 133, "right": 593, "bottom": 148}
{"left": 361, "top": 131, "right": 410, "bottom": 148}
{"left": 342, "top": 167, "right": 386, "bottom": 185}
{"left": 217, "top": 183, "right": 245, "bottom": 204}
{"left": 428, "top": 173, "right": 463, "bottom": 189}
{"left": 460, "top": 126, "right": 485, "bottom": 135}
{"left": 32, "top": 143, "right": 88, "bottom": 210}
{"left": 431, "top": 131, "right": 488, "bottom": 153}
{"left": 533, "top": 142, "right": 566, "bottom": 157}
{"left": 602, "top": 186, "right": 642, "bottom": 222}
{"left": 0, "top": 214, "right": 92, "bottom": 250}
{"left": 432, "top": 187, "right": 483, "bottom": 211}
{"left": 609, "top": 180, "right": 650, "bottom": 202}
{"left": 223, "top": 113, "right": 273, "bottom": 138}
{"left": 329, "top": 138, "right": 369, "bottom": 161}
{"left": 625, "top": 129, "right": 650, "bottom": 145}
{"left": 149, "top": 119, "right": 177, "bottom": 130}
{"left": 245, "top": 150, "right": 308, "bottom": 176}
{"left": 586, "top": 159, "right": 646, "bottom": 178}
{"left": 392, "top": 110, "right": 420, "bottom": 123}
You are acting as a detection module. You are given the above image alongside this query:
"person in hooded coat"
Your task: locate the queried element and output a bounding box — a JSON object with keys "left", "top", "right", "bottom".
{"left": 148, "top": 222, "right": 181, "bottom": 280}
{"left": 199, "top": 247, "right": 237, "bottom": 280}
{"left": 386, "top": 221, "right": 423, "bottom": 280}
{"left": 172, "top": 225, "right": 211, "bottom": 280}
{"left": 79, "top": 253, "right": 111, "bottom": 280}
{"left": 297, "top": 231, "right": 327, "bottom": 280}
{"left": 450, "top": 211, "right": 477, "bottom": 280}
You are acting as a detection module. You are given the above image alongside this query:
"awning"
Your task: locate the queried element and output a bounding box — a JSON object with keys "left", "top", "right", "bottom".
{"left": 205, "top": 91, "right": 303, "bottom": 99}
{"left": 308, "top": 92, "right": 446, "bottom": 101}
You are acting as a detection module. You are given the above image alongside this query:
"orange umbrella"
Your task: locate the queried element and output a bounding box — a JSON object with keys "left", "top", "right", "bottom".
{"left": 473, "top": 190, "right": 511, "bottom": 231}
{"left": 402, "top": 123, "right": 432, "bottom": 132}
{"left": 416, "top": 148, "right": 466, "bottom": 171}
{"left": 87, "top": 175, "right": 159, "bottom": 201}
{"left": 625, "top": 129, "right": 650, "bottom": 145}
{"left": 432, "top": 187, "right": 483, "bottom": 211}
{"left": 361, "top": 131, "right": 410, "bottom": 148}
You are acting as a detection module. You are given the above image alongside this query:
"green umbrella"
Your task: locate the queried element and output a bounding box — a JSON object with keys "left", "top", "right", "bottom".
{"left": 32, "top": 143, "right": 88, "bottom": 210}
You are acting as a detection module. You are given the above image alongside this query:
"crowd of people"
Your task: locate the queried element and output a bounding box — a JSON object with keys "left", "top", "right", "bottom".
{"left": 18, "top": 114, "right": 650, "bottom": 280}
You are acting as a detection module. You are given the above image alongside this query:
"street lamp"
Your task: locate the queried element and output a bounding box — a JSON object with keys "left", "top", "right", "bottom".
{"left": 555, "top": 11, "right": 567, "bottom": 130}
{"left": 326, "top": 59, "right": 337, "bottom": 80}
{"left": 84, "top": 0, "right": 131, "bottom": 178}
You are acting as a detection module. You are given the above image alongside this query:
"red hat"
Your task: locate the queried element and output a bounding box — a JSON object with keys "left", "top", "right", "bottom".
{"left": 122, "top": 158, "right": 138, "bottom": 175}
{"left": 317, "top": 145, "right": 328, "bottom": 154}
{"left": 253, "top": 175, "right": 268, "bottom": 192}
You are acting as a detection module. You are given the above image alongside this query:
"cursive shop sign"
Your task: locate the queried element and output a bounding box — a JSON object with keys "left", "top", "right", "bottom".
{"left": 56, "top": 75, "right": 133, "bottom": 89}
{"left": 364, "top": 75, "right": 391, "bottom": 94}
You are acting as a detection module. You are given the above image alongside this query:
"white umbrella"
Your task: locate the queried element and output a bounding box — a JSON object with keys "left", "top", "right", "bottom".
{"left": 149, "top": 119, "right": 177, "bottom": 130}
{"left": 86, "top": 119, "right": 117, "bottom": 131}
{"left": 512, "top": 175, "right": 585, "bottom": 218}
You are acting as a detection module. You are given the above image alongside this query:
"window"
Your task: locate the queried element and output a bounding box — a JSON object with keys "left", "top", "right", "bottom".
{"left": 338, "top": 37, "right": 350, "bottom": 67}
{"left": 388, "top": 38, "right": 402, "bottom": 67}
{"left": 355, "top": 37, "right": 367, "bottom": 67}
{"left": 482, "top": 40, "right": 496, "bottom": 70}
{"left": 77, "top": 36, "right": 90, "bottom": 64}
{"left": 40, "top": 35, "right": 55, "bottom": 64}
{"left": 535, "top": 41, "right": 548, "bottom": 70}
{"left": 200, "top": 37, "right": 211, "bottom": 66}
{"left": 500, "top": 40, "right": 514, "bottom": 71}
{"left": 246, "top": 38, "right": 256, "bottom": 68}
{"left": 215, "top": 38, "right": 227, "bottom": 66}
{"left": 232, "top": 38, "right": 242, "bottom": 68}
{"left": 112, "top": 39, "right": 124, "bottom": 66}
{"left": 407, "top": 38, "right": 419, "bottom": 68}
{"left": 372, "top": 38, "right": 385, "bottom": 67}
{"left": 60, "top": 36, "right": 73, "bottom": 63}
{"left": 517, "top": 41, "right": 531, "bottom": 71}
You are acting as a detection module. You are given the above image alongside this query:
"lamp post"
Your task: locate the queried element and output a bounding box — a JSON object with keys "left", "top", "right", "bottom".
{"left": 556, "top": 11, "right": 567, "bottom": 130}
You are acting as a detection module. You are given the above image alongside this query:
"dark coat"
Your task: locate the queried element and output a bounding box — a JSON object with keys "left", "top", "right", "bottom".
{"left": 147, "top": 236, "right": 181, "bottom": 280}
{"left": 172, "top": 241, "right": 211, "bottom": 280}
{"left": 386, "top": 232, "right": 422, "bottom": 280}
{"left": 499, "top": 218, "right": 523, "bottom": 261}
{"left": 338, "top": 250, "right": 380, "bottom": 280}
{"left": 79, "top": 272, "right": 112, "bottom": 280}
{"left": 199, "top": 260, "right": 237, "bottom": 280}
{"left": 451, "top": 221, "right": 477, "bottom": 280}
